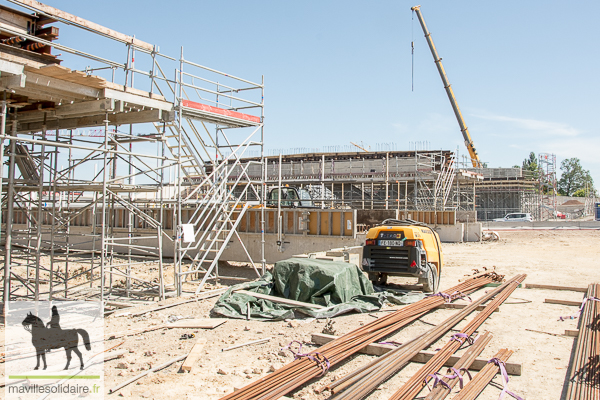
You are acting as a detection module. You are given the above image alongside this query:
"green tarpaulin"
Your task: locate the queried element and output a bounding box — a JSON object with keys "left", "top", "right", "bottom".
{"left": 211, "top": 258, "right": 425, "bottom": 320}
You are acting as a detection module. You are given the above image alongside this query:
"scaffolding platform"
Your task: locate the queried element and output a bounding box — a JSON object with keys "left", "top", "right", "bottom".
{"left": 181, "top": 99, "right": 261, "bottom": 128}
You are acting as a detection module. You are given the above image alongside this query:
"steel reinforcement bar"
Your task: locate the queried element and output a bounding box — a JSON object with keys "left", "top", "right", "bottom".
{"left": 326, "top": 274, "right": 525, "bottom": 400}
{"left": 564, "top": 283, "right": 600, "bottom": 400}
{"left": 424, "top": 332, "right": 494, "bottom": 400}
{"left": 387, "top": 274, "right": 526, "bottom": 400}
{"left": 218, "top": 274, "right": 498, "bottom": 400}
{"left": 451, "top": 348, "right": 514, "bottom": 400}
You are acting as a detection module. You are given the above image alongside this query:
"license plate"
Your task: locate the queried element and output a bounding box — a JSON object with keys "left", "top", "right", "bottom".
{"left": 378, "top": 240, "right": 403, "bottom": 247}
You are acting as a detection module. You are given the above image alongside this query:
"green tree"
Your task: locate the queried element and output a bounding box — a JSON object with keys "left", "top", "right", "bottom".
{"left": 558, "top": 158, "right": 595, "bottom": 196}
{"left": 522, "top": 152, "right": 538, "bottom": 180}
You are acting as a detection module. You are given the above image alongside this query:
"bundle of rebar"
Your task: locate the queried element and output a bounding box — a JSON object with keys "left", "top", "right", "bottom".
{"left": 564, "top": 282, "right": 600, "bottom": 399}
{"left": 424, "top": 332, "right": 493, "bottom": 400}
{"left": 386, "top": 274, "right": 526, "bottom": 400}
{"left": 324, "top": 274, "right": 526, "bottom": 400}
{"left": 218, "top": 275, "right": 497, "bottom": 400}
{"left": 452, "top": 349, "right": 514, "bottom": 400}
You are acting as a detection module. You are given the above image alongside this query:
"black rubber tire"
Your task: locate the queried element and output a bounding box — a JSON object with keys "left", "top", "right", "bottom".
{"left": 422, "top": 263, "right": 439, "bottom": 293}
{"left": 369, "top": 272, "right": 388, "bottom": 286}
{"left": 380, "top": 273, "right": 388, "bottom": 285}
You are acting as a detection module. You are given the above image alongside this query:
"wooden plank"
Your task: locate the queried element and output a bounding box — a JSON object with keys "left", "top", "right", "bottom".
{"left": 25, "top": 71, "right": 102, "bottom": 98}
{"left": 234, "top": 289, "right": 325, "bottom": 309}
{"left": 10, "top": 0, "right": 154, "bottom": 52}
{"left": 18, "top": 108, "right": 174, "bottom": 132}
{"left": 524, "top": 283, "right": 587, "bottom": 293}
{"left": 104, "top": 88, "right": 172, "bottom": 111}
{"left": 311, "top": 333, "right": 522, "bottom": 376}
{"left": 167, "top": 318, "right": 227, "bottom": 329}
{"left": 35, "top": 63, "right": 72, "bottom": 77}
{"left": 565, "top": 329, "right": 579, "bottom": 337}
{"left": 544, "top": 299, "right": 582, "bottom": 307}
{"left": 181, "top": 338, "right": 207, "bottom": 372}
{"left": 0, "top": 50, "right": 45, "bottom": 69}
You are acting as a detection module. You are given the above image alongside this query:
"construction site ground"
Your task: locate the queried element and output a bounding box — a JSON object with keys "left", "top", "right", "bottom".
{"left": 3, "top": 229, "right": 597, "bottom": 399}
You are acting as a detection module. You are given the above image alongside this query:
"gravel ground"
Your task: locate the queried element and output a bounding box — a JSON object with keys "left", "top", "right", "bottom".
{"left": 2, "top": 229, "right": 598, "bottom": 399}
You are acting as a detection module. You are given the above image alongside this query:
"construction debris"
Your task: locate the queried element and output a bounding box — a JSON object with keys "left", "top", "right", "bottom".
{"left": 109, "top": 354, "right": 189, "bottom": 393}
{"left": 221, "top": 338, "right": 272, "bottom": 352}
{"left": 181, "top": 338, "right": 208, "bottom": 372}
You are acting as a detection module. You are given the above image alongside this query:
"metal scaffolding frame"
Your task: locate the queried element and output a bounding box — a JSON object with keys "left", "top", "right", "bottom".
{"left": 227, "top": 150, "right": 469, "bottom": 212}
{"left": 0, "top": 1, "right": 264, "bottom": 304}
{"left": 537, "top": 152, "right": 557, "bottom": 221}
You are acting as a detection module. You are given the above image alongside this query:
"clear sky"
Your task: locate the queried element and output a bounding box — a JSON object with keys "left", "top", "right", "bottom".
{"left": 6, "top": 1, "right": 600, "bottom": 185}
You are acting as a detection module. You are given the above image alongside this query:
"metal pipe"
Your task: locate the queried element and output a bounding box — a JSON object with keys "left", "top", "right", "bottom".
{"left": 3, "top": 111, "right": 17, "bottom": 304}
{"left": 0, "top": 135, "right": 171, "bottom": 161}
{"left": 181, "top": 58, "right": 263, "bottom": 87}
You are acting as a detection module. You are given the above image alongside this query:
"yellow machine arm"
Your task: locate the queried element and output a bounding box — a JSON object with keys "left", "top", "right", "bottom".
{"left": 411, "top": 5, "right": 482, "bottom": 168}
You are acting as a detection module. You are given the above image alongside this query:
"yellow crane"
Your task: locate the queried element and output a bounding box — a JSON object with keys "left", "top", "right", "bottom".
{"left": 411, "top": 5, "right": 482, "bottom": 168}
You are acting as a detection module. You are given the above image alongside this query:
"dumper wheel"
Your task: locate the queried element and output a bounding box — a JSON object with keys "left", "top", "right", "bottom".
{"left": 368, "top": 272, "right": 388, "bottom": 286}
{"left": 422, "top": 263, "right": 439, "bottom": 293}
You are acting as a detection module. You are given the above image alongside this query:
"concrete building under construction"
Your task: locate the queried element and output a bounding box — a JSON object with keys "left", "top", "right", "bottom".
{"left": 0, "top": 1, "right": 588, "bottom": 309}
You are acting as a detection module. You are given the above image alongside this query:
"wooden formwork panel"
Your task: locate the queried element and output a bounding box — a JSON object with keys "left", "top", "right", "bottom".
{"left": 397, "top": 210, "right": 456, "bottom": 225}
{"left": 285, "top": 212, "right": 294, "bottom": 234}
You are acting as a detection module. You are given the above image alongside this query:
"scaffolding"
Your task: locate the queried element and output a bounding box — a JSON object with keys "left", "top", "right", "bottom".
{"left": 227, "top": 150, "right": 471, "bottom": 212}
{"left": 537, "top": 153, "right": 558, "bottom": 221}
{"left": 0, "top": 1, "right": 264, "bottom": 304}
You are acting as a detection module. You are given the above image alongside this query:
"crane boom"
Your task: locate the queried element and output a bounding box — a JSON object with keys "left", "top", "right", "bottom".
{"left": 411, "top": 5, "right": 482, "bottom": 168}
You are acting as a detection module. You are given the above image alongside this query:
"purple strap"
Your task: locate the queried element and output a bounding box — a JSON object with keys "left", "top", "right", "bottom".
{"left": 559, "top": 296, "right": 600, "bottom": 321}
{"left": 487, "top": 358, "right": 524, "bottom": 400}
{"left": 429, "top": 292, "right": 453, "bottom": 303}
{"left": 282, "top": 340, "right": 331, "bottom": 376}
{"left": 425, "top": 367, "right": 472, "bottom": 391}
{"left": 426, "top": 373, "right": 452, "bottom": 391}
{"left": 449, "top": 290, "right": 473, "bottom": 302}
{"left": 449, "top": 367, "right": 472, "bottom": 389}
{"left": 450, "top": 333, "right": 474, "bottom": 345}
{"left": 378, "top": 341, "right": 402, "bottom": 346}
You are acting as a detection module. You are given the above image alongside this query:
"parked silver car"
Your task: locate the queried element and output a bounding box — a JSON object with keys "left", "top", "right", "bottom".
{"left": 493, "top": 213, "right": 533, "bottom": 222}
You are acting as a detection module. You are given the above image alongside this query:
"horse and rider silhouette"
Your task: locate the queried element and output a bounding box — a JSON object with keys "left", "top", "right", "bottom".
{"left": 21, "top": 306, "right": 91, "bottom": 370}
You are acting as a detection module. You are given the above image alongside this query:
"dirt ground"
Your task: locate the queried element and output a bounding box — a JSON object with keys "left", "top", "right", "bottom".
{"left": 3, "top": 229, "right": 600, "bottom": 399}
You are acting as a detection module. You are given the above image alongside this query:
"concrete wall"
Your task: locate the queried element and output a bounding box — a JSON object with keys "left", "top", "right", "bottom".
{"left": 11, "top": 220, "right": 483, "bottom": 267}
{"left": 434, "top": 224, "right": 463, "bottom": 243}
{"left": 220, "top": 233, "right": 365, "bottom": 264}
{"left": 464, "top": 223, "right": 482, "bottom": 242}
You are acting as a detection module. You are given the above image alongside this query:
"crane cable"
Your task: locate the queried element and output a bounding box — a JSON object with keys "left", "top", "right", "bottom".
{"left": 411, "top": 9, "right": 415, "bottom": 91}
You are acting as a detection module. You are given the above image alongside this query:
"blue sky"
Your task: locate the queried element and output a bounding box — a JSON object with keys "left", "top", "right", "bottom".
{"left": 7, "top": 1, "right": 600, "bottom": 185}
